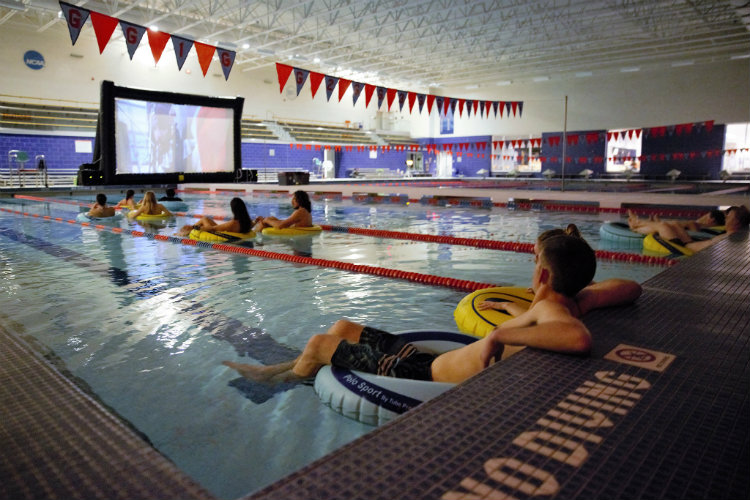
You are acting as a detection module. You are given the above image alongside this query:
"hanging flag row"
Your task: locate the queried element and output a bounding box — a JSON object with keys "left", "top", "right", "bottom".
{"left": 58, "top": 1, "right": 236, "bottom": 80}
{"left": 276, "top": 63, "right": 523, "bottom": 119}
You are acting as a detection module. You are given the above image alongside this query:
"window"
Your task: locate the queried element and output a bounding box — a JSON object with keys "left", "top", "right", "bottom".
{"left": 724, "top": 123, "right": 750, "bottom": 174}
{"left": 606, "top": 129, "right": 641, "bottom": 173}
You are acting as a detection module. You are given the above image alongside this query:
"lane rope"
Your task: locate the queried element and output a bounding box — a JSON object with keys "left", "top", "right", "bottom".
{"left": 11, "top": 194, "right": 675, "bottom": 266}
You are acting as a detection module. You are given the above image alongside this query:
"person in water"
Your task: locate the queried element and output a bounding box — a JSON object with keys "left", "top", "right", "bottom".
{"left": 159, "top": 188, "right": 183, "bottom": 201}
{"left": 179, "top": 197, "right": 253, "bottom": 236}
{"left": 126, "top": 191, "right": 173, "bottom": 218}
{"left": 224, "top": 231, "right": 607, "bottom": 385}
{"left": 115, "top": 189, "right": 136, "bottom": 210}
{"left": 253, "top": 190, "right": 313, "bottom": 232}
{"left": 88, "top": 193, "right": 116, "bottom": 218}
{"left": 478, "top": 224, "right": 642, "bottom": 319}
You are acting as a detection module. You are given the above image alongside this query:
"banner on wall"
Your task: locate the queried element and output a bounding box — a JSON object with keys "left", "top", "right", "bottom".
{"left": 274, "top": 62, "right": 523, "bottom": 119}
{"left": 58, "top": 1, "right": 236, "bottom": 80}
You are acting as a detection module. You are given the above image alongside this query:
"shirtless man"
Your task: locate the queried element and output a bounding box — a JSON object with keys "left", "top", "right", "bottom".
{"left": 628, "top": 206, "right": 749, "bottom": 251}
{"left": 223, "top": 232, "right": 598, "bottom": 385}
{"left": 88, "top": 193, "right": 116, "bottom": 218}
{"left": 253, "top": 190, "right": 313, "bottom": 232}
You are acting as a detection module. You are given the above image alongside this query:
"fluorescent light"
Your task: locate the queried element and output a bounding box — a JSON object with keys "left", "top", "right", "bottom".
{"left": 313, "top": 57, "right": 320, "bottom": 63}
{"left": 620, "top": 67, "right": 640, "bottom": 72}
{"left": 496, "top": 80, "right": 512, "bottom": 86}
{"left": 575, "top": 71, "right": 593, "bottom": 77}
{"left": 465, "top": 84, "right": 479, "bottom": 89}
{"left": 257, "top": 48, "right": 275, "bottom": 56}
{"left": 671, "top": 60, "right": 694, "bottom": 67}
{"left": 730, "top": 54, "right": 750, "bottom": 60}
{"left": 241, "top": 43, "right": 250, "bottom": 50}
{"left": 149, "top": 25, "right": 159, "bottom": 32}
{"left": 532, "top": 76, "right": 550, "bottom": 82}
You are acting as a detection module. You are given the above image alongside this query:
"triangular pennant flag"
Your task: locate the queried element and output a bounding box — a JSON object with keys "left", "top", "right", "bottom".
{"left": 511, "top": 101, "right": 519, "bottom": 117}
{"left": 294, "top": 68, "right": 310, "bottom": 96}
{"left": 59, "top": 2, "right": 90, "bottom": 45}
{"left": 89, "top": 11, "right": 119, "bottom": 54}
{"left": 386, "top": 88, "right": 397, "bottom": 111}
{"left": 517, "top": 102, "right": 523, "bottom": 117}
{"left": 705, "top": 120, "right": 714, "bottom": 133}
{"left": 417, "top": 94, "right": 426, "bottom": 113}
{"left": 450, "top": 99, "right": 457, "bottom": 115}
{"left": 216, "top": 48, "right": 236, "bottom": 80}
{"left": 351, "top": 81, "right": 364, "bottom": 106}
{"left": 147, "top": 29, "right": 171, "bottom": 65}
{"left": 364, "top": 84, "right": 376, "bottom": 108}
{"left": 408, "top": 92, "right": 417, "bottom": 113}
{"left": 119, "top": 21, "right": 146, "bottom": 60}
{"left": 458, "top": 99, "right": 465, "bottom": 117}
{"left": 465, "top": 100, "right": 473, "bottom": 117}
{"left": 479, "top": 101, "right": 486, "bottom": 117}
{"left": 472, "top": 100, "right": 479, "bottom": 116}
{"left": 397, "top": 90, "right": 408, "bottom": 112}
{"left": 171, "top": 35, "right": 193, "bottom": 70}
{"left": 275, "top": 63, "right": 294, "bottom": 93}
{"left": 194, "top": 42, "right": 216, "bottom": 76}
{"left": 485, "top": 101, "right": 492, "bottom": 118}
{"left": 324, "top": 75, "right": 339, "bottom": 101}
{"left": 492, "top": 101, "right": 499, "bottom": 117}
{"left": 505, "top": 102, "right": 512, "bottom": 117}
{"left": 338, "top": 79, "right": 351, "bottom": 102}
{"left": 435, "top": 96, "right": 444, "bottom": 115}
{"left": 444, "top": 97, "right": 452, "bottom": 116}
{"left": 376, "top": 87, "right": 387, "bottom": 109}
{"left": 309, "top": 72, "right": 324, "bottom": 98}
{"left": 426, "top": 95, "right": 436, "bottom": 114}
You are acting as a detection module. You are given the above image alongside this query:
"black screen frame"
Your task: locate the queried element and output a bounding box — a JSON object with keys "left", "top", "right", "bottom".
{"left": 97, "top": 80, "right": 244, "bottom": 185}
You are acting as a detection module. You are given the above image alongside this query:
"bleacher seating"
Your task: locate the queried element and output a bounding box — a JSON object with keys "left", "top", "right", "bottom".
{"left": 241, "top": 119, "right": 279, "bottom": 140}
{"left": 0, "top": 101, "right": 97, "bottom": 133}
{"left": 278, "top": 120, "right": 377, "bottom": 144}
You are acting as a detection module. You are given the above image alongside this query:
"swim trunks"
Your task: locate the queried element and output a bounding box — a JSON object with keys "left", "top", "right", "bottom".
{"left": 330, "top": 327, "right": 437, "bottom": 381}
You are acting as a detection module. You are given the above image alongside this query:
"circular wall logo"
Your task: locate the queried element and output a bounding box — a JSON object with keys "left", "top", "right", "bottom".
{"left": 24, "top": 50, "right": 45, "bottom": 70}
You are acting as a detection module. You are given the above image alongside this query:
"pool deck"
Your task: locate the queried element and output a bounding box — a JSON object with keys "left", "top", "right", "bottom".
{"left": 246, "top": 231, "right": 750, "bottom": 500}
{"left": 1, "top": 196, "right": 749, "bottom": 500}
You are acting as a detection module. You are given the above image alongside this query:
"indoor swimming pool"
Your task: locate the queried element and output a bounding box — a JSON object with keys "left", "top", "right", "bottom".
{"left": 0, "top": 192, "right": 667, "bottom": 499}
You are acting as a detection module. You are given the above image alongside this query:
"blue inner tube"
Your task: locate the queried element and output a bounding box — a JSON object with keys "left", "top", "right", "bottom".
{"left": 314, "top": 330, "right": 477, "bottom": 426}
{"left": 599, "top": 222, "right": 645, "bottom": 249}
{"left": 76, "top": 212, "right": 123, "bottom": 223}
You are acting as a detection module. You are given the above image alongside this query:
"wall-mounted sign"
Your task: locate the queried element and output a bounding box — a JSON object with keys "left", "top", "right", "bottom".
{"left": 24, "top": 50, "right": 45, "bottom": 70}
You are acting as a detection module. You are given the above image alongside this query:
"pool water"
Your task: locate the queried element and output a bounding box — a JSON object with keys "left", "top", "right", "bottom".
{"left": 0, "top": 193, "right": 664, "bottom": 499}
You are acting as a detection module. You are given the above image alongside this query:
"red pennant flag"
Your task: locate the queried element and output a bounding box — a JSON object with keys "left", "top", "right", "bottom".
{"left": 498, "top": 101, "right": 504, "bottom": 118}
{"left": 426, "top": 95, "right": 436, "bottom": 114}
{"left": 684, "top": 123, "right": 693, "bottom": 135}
{"left": 472, "top": 100, "right": 479, "bottom": 116}
{"left": 408, "top": 92, "right": 417, "bottom": 113}
{"left": 309, "top": 72, "right": 324, "bottom": 98}
{"left": 147, "top": 29, "right": 170, "bottom": 65}
{"left": 443, "top": 97, "right": 451, "bottom": 115}
{"left": 457, "top": 99, "right": 465, "bottom": 117}
{"left": 338, "top": 79, "right": 351, "bottom": 101}
{"left": 89, "top": 11, "right": 119, "bottom": 54}
{"left": 704, "top": 120, "right": 714, "bottom": 133}
{"left": 364, "top": 84, "right": 376, "bottom": 108}
{"left": 194, "top": 42, "right": 215, "bottom": 76}
{"left": 511, "top": 101, "right": 518, "bottom": 117}
{"left": 275, "top": 63, "right": 294, "bottom": 93}
{"left": 485, "top": 101, "right": 492, "bottom": 118}
{"left": 386, "top": 88, "right": 397, "bottom": 111}
{"left": 59, "top": 2, "right": 90, "bottom": 45}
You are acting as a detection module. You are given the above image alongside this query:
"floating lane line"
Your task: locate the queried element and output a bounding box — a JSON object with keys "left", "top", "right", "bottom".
{"left": 10, "top": 195, "right": 674, "bottom": 266}
{"left": 0, "top": 207, "right": 498, "bottom": 292}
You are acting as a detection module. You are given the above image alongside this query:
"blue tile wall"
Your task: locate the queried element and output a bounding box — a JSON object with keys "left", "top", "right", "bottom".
{"left": 417, "top": 135, "right": 492, "bottom": 177}
{"left": 541, "top": 130, "right": 606, "bottom": 178}
{"left": 1, "top": 133, "right": 94, "bottom": 171}
{"left": 641, "top": 123, "right": 725, "bottom": 180}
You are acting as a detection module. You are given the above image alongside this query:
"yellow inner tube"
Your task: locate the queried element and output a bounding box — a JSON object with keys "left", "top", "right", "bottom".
{"left": 454, "top": 286, "right": 535, "bottom": 338}
{"left": 189, "top": 229, "right": 256, "bottom": 243}
{"left": 135, "top": 213, "right": 172, "bottom": 221}
{"left": 261, "top": 225, "right": 323, "bottom": 236}
{"left": 643, "top": 233, "right": 694, "bottom": 256}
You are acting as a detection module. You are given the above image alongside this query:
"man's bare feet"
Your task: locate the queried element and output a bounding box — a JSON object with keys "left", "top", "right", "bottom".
{"left": 223, "top": 361, "right": 278, "bottom": 382}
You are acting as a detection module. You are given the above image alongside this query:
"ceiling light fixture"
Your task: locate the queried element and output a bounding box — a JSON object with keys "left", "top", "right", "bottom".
{"left": 671, "top": 60, "right": 694, "bottom": 67}
{"left": 730, "top": 54, "right": 750, "bottom": 60}
{"left": 496, "top": 80, "right": 512, "bottom": 86}
{"left": 575, "top": 71, "right": 593, "bottom": 77}
{"left": 532, "top": 76, "right": 550, "bottom": 82}
{"left": 620, "top": 67, "right": 640, "bottom": 72}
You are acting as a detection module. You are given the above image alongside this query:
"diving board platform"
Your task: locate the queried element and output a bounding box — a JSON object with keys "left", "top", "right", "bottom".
{"left": 246, "top": 232, "right": 750, "bottom": 500}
